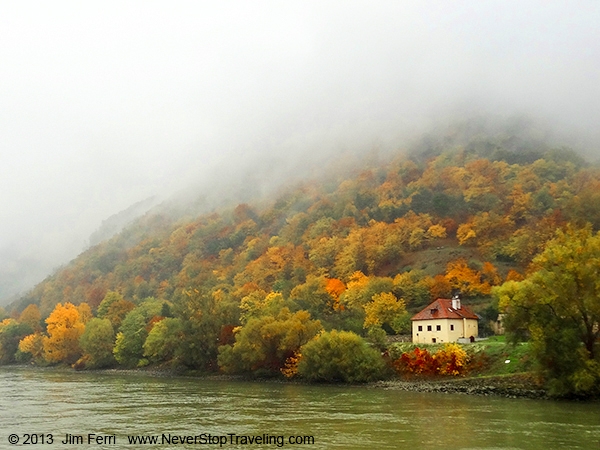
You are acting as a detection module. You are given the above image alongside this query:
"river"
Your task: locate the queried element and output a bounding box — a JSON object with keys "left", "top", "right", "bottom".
{"left": 0, "top": 367, "right": 598, "bottom": 449}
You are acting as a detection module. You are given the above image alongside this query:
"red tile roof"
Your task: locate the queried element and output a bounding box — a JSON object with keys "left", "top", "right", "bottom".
{"left": 411, "top": 298, "right": 479, "bottom": 321}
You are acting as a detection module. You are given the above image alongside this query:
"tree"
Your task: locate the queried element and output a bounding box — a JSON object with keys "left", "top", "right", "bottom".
{"left": 394, "top": 343, "right": 468, "bottom": 376}
{"left": 43, "top": 302, "right": 85, "bottom": 364}
{"left": 97, "top": 291, "right": 125, "bottom": 318}
{"left": 173, "top": 288, "right": 239, "bottom": 371}
{"left": 363, "top": 292, "right": 407, "bottom": 334}
{"left": 0, "top": 319, "right": 33, "bottom": 364}
{"left": 104, "top": 299, "right": 135, "bottom": 330}
{"left": 77, "top": 303, "right": 93, "bottom": 324}
{"left": 290, "top": 276, "right": 336, "bottom": 318}
{"left": 218, "top": 308, "right": 322, "bottom": 375}
{"left": 239, "top": 291, "right": 285, "bottom": 324}
{"left": 18, "top": 332, "right": 45, "bottom": 363}
{"left": 112, "top": 298, "right": 164, "bottom": 367}
{"left": 444, "top": 259, "right": 491, "bottom": 296}
{"left": 296, "top": 330, "right": 386, "bottom": 383}
{"left": 18, "top": 304, "right": 42, "bottom": 332}
{"left": 113, "top": 312, "right": 148, "bottom": 367}
{"left": 143, "top": 317, "right": 185, "bottom": 366}
{"left": 393, "top": 270, "right": 432, "bottom": 309}
{"left": 494, "top": 225, "right": 600, "bottom": 397}
{"left": 78, "top": 318, "right": 115, "bottom": 369}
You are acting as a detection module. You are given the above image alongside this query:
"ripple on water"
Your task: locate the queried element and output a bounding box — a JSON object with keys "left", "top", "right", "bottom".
{"left": 1, "top": 367, "right": 599, "bottom": 450}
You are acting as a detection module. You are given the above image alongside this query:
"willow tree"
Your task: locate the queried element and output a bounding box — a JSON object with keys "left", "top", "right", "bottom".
{"left": 494, "top": 225, "right": 600, "bottom": 397}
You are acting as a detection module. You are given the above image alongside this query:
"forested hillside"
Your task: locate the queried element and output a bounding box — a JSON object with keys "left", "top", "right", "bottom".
{"left": 1, "top": 125, "right": 598, "bottom": 393}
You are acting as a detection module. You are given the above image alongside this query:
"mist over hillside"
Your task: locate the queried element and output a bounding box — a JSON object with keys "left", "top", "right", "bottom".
{"left": 1, "top": 2, "right": 599, "bottom": 304}
{"left": 4, "top": 112, "right": 595, "bottom": 319}
{"left": 4, "top": 107, "right": 600, "bottom": 400}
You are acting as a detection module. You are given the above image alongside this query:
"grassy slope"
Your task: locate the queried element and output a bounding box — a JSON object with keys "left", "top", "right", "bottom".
{"left": 384, "top": 336, "right": 544, "bottom": 397}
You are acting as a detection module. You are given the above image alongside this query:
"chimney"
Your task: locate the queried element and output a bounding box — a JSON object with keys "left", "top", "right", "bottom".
{"left": 451, "top": 294, "right": 461, "bottom": 310}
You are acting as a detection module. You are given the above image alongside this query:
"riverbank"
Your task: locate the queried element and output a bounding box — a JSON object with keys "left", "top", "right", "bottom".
{"left": 3, "top": 362, "right": 549, "bottom": 399}
{"left": 80, "top": 366, "right": 551, "bottom": 400}
{"left": 374, "top": 373, "right": 549, "bottom": 399}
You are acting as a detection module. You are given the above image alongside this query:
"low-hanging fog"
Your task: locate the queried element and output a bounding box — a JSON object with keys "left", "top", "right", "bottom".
{"left": 1, "top": 1, "right": 599, "bottom": 303}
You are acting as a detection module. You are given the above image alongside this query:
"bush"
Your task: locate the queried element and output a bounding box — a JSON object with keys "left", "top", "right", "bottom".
{"left": 297, "top": 330, "right": 386, "bottom": 383}
{"left": 394, "top": 343, "right": 469, "bottom": 376}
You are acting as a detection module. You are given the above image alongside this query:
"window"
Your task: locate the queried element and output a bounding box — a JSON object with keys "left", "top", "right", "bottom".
{"left": 436, "top": 325, "right": 441, "bottom": 331}
{"left": 450, "top": 324, "right": 454, "bottom": 331}
{"left": 427, "top": 325, "right": 432, "bottom": 331}
{"left": 418, "top": 325, "right": 423, "bottom": 331}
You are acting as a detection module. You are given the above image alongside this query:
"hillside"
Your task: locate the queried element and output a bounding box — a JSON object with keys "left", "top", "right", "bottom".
{"left": 11, "top": 136, "right": 592, "bottom": 314}
{"left": 1, "top": 123, "right": 598, "bottom": 383}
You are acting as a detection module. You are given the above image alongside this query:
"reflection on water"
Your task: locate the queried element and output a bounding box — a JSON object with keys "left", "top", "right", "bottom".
{"left": 1, "top": 367, "right": 598, "bottom": 449}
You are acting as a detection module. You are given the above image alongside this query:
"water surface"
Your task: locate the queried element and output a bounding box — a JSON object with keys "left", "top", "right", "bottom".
{"left": 1, "top": 367, "right": 598, "bottom": 449}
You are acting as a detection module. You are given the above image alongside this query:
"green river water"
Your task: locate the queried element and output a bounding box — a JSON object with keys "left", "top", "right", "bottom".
{"left": 0, "top": 367, "right": 598, "bottom": 449}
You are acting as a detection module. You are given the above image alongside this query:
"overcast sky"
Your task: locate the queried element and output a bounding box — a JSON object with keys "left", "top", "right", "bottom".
{"left": 1, "top": 1, "right": 599, "bottom": 302}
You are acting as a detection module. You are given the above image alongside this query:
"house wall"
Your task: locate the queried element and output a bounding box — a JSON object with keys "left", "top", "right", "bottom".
{"left": 412, "top": 318, "right": 478, "bottom": 344}
{"left": 463, "top": 318, "right": 478, "bottom": 341}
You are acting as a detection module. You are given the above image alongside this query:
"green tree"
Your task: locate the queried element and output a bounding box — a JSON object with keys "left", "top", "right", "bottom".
{"left": 393, "top": 270, "right": 432, "bottom": 309}
{"left": 97, "top": 291, "right": 125, "bottom": 318}
{"left": 113, "top": 313, "right": 147, "bottom": 367}
{"left": 78, "top": 318, "right": 115, "bottom": 369}
{"left": 495, "top": 224, "right": 600, "bottom": 397}
{"left": 113, "top": 298, "right": 164, "bottom": 367}
{"left": 218, "top": 308, "right": 322, "bottom": 375}
{"left": 143, "top": 317, "right": 184, "bottom": 366}
{"left": 0, "top": 319, "right": 33, "bottom": 364}
{"left": 173, "top": 288, "right": 239, "bottom": 371}
{"left": 297, "top": 330, "right": 386, "bottom": 383}
{"left": 290, "top": 275, "right": 335, "bottom": 318}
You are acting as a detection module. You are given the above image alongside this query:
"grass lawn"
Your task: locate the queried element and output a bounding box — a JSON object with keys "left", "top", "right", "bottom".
{"left": 463, "top": 336, "right": 534, "bottom": 376}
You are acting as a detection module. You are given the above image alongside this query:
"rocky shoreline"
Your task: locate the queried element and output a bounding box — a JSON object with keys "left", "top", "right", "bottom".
{"left": 373, "top": 373, "right": 549, "bottom": 399}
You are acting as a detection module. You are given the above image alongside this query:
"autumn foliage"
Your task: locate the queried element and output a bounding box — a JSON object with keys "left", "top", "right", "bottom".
{"left": 0, "top": 128, "right": 596, "bottom": 380}
{"left": 394, "top": 344, "right": 469, "bottom": 377}
{"left": 42, "top": 302, "right": 85, "bottom": 364}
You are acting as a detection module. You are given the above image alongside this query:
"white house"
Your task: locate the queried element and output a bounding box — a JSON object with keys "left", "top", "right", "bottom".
{"left": 411, "top": 296, "right": 479, "bottom": 344}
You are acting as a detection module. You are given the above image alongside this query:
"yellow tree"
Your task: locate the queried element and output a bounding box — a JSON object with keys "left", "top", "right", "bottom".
{"left": 43, "top": 302, "right": 85, "bottom": 364}
{"left": 77, "top": 303, "right": 93, "bottom": 324}
{"left": 18, "top": 333, "right": 45, "bottom": 363}
{"left": 363, "top": 292, "right": 407, "bottom": 333}
{"left": 445, "top": 259, "right": 490, "bottom": 296}
{"left": 427, "top": 224, "right": 447, "bottom": 239}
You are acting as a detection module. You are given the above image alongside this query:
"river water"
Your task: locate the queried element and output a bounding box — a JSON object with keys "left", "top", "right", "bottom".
{"left": 0, "top": 367, "right": 598, "bottom": 450}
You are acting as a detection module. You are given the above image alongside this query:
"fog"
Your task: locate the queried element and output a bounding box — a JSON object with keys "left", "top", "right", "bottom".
{"left": 1, "top": 1, "right": 599, "bottom": 303}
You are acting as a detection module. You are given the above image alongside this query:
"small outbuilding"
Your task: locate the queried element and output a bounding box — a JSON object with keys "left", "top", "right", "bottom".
{"left": 411, "top": 295, "right": 479, "bottom": 344}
